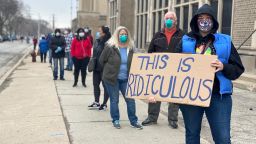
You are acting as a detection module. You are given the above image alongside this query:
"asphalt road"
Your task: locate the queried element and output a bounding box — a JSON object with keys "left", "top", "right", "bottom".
{"left": 0, "top": 41, "right": 31, "bottom": 79}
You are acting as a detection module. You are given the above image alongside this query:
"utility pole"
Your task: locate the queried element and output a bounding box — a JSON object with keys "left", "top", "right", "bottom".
{"left": 52, "top": 14, "right": 55, "bottom": 30}
{"left": 38, "top": 13, "right": 41, "bottom": 40}
{"left": 71, "top": 0, "right": 73, "bottom": 27}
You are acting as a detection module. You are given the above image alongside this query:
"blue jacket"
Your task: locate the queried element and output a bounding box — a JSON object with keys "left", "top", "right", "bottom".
{"left": 39, "top": 39, "right": 49, "bottom": 53}
{"left": 182, "top": 33, "right": 232, "bottom": 95}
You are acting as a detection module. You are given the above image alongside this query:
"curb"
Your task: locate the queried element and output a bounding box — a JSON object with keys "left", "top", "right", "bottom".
{"left": 0, "top": 45, "right": 32, "bottom": 86}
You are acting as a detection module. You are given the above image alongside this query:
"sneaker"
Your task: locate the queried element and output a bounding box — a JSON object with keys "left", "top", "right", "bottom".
{"left": 60, "top": 78, "right": 65, "bottom": 80}
{"left": 169, "top": 121, "right": 178, "bottom": 129}
{"left": 73, "top": 83, "right": 77, "bottom": 87}
{"left": 82, "top": 83, "right": 87, "bottom": 87}
{"left": 53, "top": 77, "right": 58, "bottom": 80}
{"left": 88, "top": 102, "right": 100, "bottom": 109}
{"left": 131, "top": 122, "right": 143, "bottom": 130}
{"left": 141, "top": 118, "right": 157, "bottom": 126}
{"left": 113, "top": 120, "right": 121, "bottom": 129}
{"left": 99, "top": 104, "right": 107, "bottom": 111}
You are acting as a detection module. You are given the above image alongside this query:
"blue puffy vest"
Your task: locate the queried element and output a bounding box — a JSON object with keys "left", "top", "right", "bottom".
{"left": 182, "top": 33, "right": 232, "bottom": 95}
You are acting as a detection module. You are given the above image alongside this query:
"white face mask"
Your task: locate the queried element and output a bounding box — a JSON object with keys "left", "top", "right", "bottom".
{"left": 79, "top": 32, "right": 85, "bottom": 37}
{"left": 84, "top": 29, "right": 89, "bottom": 33}
{"left": 56, "top": 32, "right": 60, "bottom": 36}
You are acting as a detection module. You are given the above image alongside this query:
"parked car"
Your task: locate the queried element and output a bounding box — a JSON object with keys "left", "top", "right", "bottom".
{"left": 10, "top": 35, "right": 17, "bottom": 41}
{"left": 0, "top": 35, "right": 3, "bottom": 42}
{"left": 2, "top": 35, "right": 10, "bottom": 41}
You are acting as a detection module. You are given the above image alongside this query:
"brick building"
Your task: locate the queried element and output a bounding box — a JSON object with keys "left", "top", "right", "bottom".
{"left": 72, "top": 0, "right": 108, "bottom": 36}
{"left": 107, "top": 0, "right": 256, "bottom": 72}
{"left": 106, "top": 0, "right": 135, "bottom": 36}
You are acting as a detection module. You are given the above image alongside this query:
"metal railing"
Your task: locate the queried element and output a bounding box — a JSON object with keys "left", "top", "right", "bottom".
{"left": 237, "top": 29, "right": 256, "bottom": 50}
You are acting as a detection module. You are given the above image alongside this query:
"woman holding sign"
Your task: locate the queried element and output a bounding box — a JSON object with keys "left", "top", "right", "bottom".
{"left": 99, "top": 26, "right": 143, "bottom": 130}
{"left": 149, "top": 4, "right": 244, "bottom": 143}
{"left": 175, "top": 4, "right": 244, "bottom": 144}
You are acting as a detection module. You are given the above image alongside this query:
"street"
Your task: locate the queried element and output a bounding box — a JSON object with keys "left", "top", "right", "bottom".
{"left": 0, "top": 41, "right": 31, "bottom": 79}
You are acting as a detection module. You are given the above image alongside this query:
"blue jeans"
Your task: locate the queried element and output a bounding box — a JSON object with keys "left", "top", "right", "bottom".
{"left": 180, "top": 94, "right": 232, "bottom": 144}
{"left": 104, "top": 79, "right": 138, "bottom": 125}
{"left": 65, "top": 51, "right": 73, "bottom": 70}
{"left": 53, "top": 58, "right": 64, "bottom": 79}
{"left": 49, "top": 49, "right": 52, "bottom": 64}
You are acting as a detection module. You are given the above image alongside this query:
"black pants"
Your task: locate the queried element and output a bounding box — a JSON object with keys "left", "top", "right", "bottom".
{"left": 72, "top": 57, "right": 90, "bottom": 84}
{"left": 93, "top": 71, "right": 109, "bottom": 105}
{"left": 148, "top": 102, "right": 179, "bottom": 123}
{"left": 34, "top": 44, "right": 37, "bottom": 50}
{"left": 40, "top": 52, "right": 47, "bottom": 62}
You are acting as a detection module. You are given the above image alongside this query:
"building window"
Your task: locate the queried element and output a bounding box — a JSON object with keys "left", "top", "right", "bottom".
{"left": 152, "top": 0, "right": 168, "bottom": 32}
{"left": 145, "top": 0, "right": 148, "bottom": 11}
{"left": 137, "top": 0, "right": 140, "bottom": 13}
{"left": 221, "top": 0, "right": 233, "bottom": 35}
{"left": 209, "top": 0, "right": 233, "bottom": 35}
{"left": 144, "top": 14, "right": 148, "bottom": 44}
{"left": 174, "top": 0, "right": 198, "bottom": 33}
{"left": 152, "top": 12, "right": 156, "bottom": 35}
{"left": 109, "top": 0, "right": 117, "bottom": 34}
{"left": 159, "top": 0, "right": 162, "bottom": 9}
{"left": 192, "top": 3, "right": 198, "bottom": 17}
{"left": 183, "top": 5, "right": 189, "bottom": 33}
{"left": 210, "top": 0, "right": 218, "bottom": 21}
{"left": 153, "top": 0, "right": 157, "bottom": 10}
{"left": 136, "top": 0, "right": 149, "bottom": 49}
{"left": 175, "top": 7, "right": 180, "bottom": 28}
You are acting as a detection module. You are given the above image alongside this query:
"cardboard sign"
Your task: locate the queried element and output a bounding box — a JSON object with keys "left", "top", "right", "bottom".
{"left": 126, "top": 53, "right": 217, "bottom": 107}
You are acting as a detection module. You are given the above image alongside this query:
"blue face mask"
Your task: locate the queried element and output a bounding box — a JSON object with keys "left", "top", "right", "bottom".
{"left": 165, "top": 19, "right": 173, "bottom": 28}
{"left": 119, "top": 35, "right": 128, "bottom": 43}
{"left": 95, "top": 32, "right": 100, "bottom": 39}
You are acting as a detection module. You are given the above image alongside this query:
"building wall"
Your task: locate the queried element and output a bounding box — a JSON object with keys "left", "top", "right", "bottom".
{"left": 106, "top": 0, "right": 256, "bottom": 72}
{"left": 107, "top": 0, "right": 135, "bottom": 36}
{"left": 120, "top": 0, "right": 135, "bottom": 36}
{"left": 232, "top": 0, "right": 256, "bottom": 48}
{"left": 76, "top": 0, "right": 108, "bottom": 36}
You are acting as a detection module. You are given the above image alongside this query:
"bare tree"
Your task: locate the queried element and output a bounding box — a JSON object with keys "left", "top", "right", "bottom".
{"left": 0, "top": 0, "right": 20, "bottom": 35}
{"left": 0, "top": 0, "right": 52, "bottom": 37}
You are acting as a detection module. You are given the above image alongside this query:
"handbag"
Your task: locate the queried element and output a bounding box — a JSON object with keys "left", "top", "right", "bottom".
{"left": 88, "top": 57, "right": 96, "bottom": 72}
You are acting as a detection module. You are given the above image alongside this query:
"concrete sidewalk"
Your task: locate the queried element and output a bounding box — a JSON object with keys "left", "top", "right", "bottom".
{"left": 0, "top": 57, "right": 70, "bottom": 144}
{"left": 0, "top": 56, "right": 211, "bottom": 144}
{"left": 55, "top": 64, "right": 210, "bottom": 143}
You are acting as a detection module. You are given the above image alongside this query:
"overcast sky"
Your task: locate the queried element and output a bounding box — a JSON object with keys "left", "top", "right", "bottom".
{"left": 22, "top": 0, "right": 77, "bottom": 28}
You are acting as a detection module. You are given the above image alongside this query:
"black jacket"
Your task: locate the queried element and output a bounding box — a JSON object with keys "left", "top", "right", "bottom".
{"left": 50, "top": 36, "right": 66, "bottom": 58}
{"left": 178, "top": 4, "right": 244, "bottom": 94}
{"left": 99, "top": 45, "right": 134, "bottom": 85}
{"left": 93, "top": 36, "right": 110, "bottom": 72}
{"left": 148, "top": 28, "right": 184, "bottom": 53}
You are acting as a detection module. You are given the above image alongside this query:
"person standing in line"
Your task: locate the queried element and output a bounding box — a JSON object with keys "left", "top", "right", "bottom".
{"left": 71, "top": 28, "right": 92, "bottom": 87}
{"left": 88, "top": 26, "right": 111, "bottom": 110}
{"left": 47, "top": 33, "right": 54, "bottom": 66}
{"left": 33, "top": 36, "right": 38, "bottom": 50}
{"left": 64, "top": 29, "right": 74, "bottom": 71}
{"left": 99, "top": 26, "right": 143, "bottom": 130}
{"left": 39, "top": 35, "right": 49, "bottom": 63}
{"left": 142, "top": 11, "right": 184, "bottom": 129}
{"left": 50, "top": 29, "right": 66, "bottom": 80}
{"left": 149, "top": 4, "right": 244, "bottom": 143}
